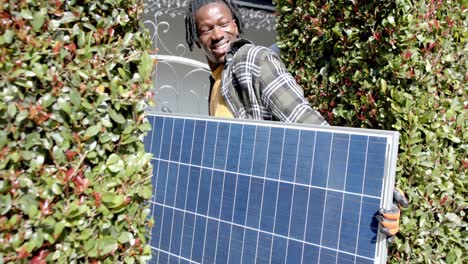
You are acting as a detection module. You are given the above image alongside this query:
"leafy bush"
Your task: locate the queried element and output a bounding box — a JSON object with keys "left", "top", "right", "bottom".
{"left": 275, "top": 0, "right": 466, "bottom": 263}
{"left": 0, "top": 1, "right": 154, "bottom": 263}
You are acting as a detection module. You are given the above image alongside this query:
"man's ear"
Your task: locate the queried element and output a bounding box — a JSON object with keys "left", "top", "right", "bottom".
{"left": 233, "top": 19, "right": 239, "bottom": 37}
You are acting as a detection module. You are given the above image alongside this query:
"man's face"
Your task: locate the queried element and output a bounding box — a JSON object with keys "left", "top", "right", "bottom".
{"left": 195, "top": 2, "right": 239, "bottom": 69}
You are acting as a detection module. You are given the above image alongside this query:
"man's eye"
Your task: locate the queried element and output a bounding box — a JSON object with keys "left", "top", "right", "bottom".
{"left": 199, "top": 28, "right": 211, "bottom": 34}
{"left": 220, "top": 21, "right": 230, "bottom": 27}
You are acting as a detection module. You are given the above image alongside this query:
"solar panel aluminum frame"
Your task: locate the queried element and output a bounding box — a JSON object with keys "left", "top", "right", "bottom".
{"left": 144, "top": 112, "right": 399, "bottom": 264}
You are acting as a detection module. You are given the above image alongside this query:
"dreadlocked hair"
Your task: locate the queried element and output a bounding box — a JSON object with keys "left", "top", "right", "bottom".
{"left": 185, "top": 0, "right": 243, "bottom": 51}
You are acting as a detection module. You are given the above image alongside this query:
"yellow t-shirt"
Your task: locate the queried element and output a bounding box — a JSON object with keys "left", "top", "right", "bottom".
{"left": 210, "top": 66, "right": 234, "bottom": 118}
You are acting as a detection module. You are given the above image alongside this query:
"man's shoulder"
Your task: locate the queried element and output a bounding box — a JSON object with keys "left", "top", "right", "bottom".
{"left": 230, "top": 40, "right": 274, "bottom": 63}
{"left": 237, "top": 44, "right": 270, "bottom": 55}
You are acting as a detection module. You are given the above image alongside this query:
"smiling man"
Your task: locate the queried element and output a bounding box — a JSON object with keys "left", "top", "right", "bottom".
{"left": 184, "top": 0, "right": 407, "bottom": 241}
{"left": 185, "top": 0, "right": 328, "bottom": 124}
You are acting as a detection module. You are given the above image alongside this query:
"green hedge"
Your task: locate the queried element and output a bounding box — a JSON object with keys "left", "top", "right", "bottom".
{"left": 275, "top": 0, "right": 466, "bottom": 263}
{"left": 0, "top": 1, "right": 154, "bottom": 263}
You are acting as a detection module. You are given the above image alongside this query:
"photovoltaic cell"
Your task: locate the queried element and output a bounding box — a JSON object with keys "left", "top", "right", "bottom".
{"left": 145, "top": 113, "right": 399, "bottom": 264}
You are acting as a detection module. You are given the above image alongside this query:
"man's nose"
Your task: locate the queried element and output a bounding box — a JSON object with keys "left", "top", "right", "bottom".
{"left": 212, "top": 26, "right": 223, "bottom": 41}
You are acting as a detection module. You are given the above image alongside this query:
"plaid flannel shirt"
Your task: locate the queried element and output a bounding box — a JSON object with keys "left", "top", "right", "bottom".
{"left": 209, "top": 39, "right": 328, "bottom": 125}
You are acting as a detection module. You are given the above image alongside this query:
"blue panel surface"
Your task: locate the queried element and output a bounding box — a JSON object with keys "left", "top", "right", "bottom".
{"left": 145, "top": 114, "right": 397, "bottom": 264}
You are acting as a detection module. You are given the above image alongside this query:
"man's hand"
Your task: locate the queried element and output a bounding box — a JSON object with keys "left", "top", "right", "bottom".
{"left": 377, "top": 188, "right": 409, "bottom": 243}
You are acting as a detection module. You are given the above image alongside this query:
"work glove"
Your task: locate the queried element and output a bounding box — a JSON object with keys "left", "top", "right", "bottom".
{"left": 377, "top": 188, "right": 409, "bottom": 243}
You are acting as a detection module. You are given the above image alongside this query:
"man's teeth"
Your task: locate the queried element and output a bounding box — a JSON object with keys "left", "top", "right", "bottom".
{"left": 213, "top": 42, "right": 228, "bottom": 49}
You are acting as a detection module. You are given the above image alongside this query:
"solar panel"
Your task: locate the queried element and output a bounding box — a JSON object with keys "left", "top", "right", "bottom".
{"left": 144, "top": 113, "right": 399, "bottom": 264}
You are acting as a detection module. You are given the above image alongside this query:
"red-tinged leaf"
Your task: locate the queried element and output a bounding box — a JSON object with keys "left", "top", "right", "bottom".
{"left": 65, "top": 150, "right": 77, "bottom": 161}
{"left": 31, "top": 250, "right": 49, "bottom": 264}
{"left": 107, "top": 28, "right": 114, "bottom": 37}
{"left": 36, "top": 113, "right": 52, "bottom": 125}
{"left": 65, "top": 168, "right": 74, "bottom": 181}
{"left": 17, "top": 246, "right": 30, "bottom": 259}
{"left": 40, "top": 200, "right": 52, "bottom": 215}
{"left": 373, "top": 31, "right": 381, "bottom": 41}
{"left": 440, "top": 195, "right": 448, "bottom": 205}
{"left": 53, "top": 41, "right": 62, "bottom": 54}
{"left": 123, "top": 196, "right": 131, "bottom": 205}
{"left": 94, "top": 192, "right": 102, "bottom": 206}
{"left": 65, "top": 42, "right": 76, "bottom": 54}
{"left": 403, "top": 51, "right": 412, "bottom": 60}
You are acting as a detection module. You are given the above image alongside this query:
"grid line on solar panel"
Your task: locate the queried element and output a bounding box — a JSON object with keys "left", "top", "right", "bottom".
{"left": 241, "top": 124, "right": 257, "bottom": 263}
{"left": 317, "top": 132, "right": 334, "bottom": 264}
{"left": 354, "top": 137, "right": 369, "bottom": 260}
{"left": 335, "top": 134, "right": 351, "bottom": 263}
{"left": 268, "top": 128, "right": 284, "bottom": 263}
{"left": 227, "top": 125, "right": 245, "bottom": 263}
{"left": 201, "top": 122, "right": 217, "bottom": 263}
{"left": 255, "top": 125, "right": 270, "bottom": 263}
{"left": 146, "top": 114, "right": 394, "bottom": 264}
{"left": 285, "top": 129, "right": 303, "bottom": 263}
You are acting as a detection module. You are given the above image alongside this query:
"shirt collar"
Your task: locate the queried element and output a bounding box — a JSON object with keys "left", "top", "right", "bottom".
{"left": 225, "top": 38, "right": 253, "bottom": 65}
{"left": 210, "top": 65, "right": 223, "bottom": 80}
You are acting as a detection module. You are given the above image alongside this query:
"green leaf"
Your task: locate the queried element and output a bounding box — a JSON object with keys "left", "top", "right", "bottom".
{"left": 0, "top": 194, "right": 12, "bottom": 215}
{"left": 101, "top": 114, "right": 113, "bottom": 128}
{"left": 25, "top": 132, "right": 41, "bottom": 149}
{"left": 48, "top": 19, "right": 60, "bottom": 31}
{"left": 84, "top": 124, "right": 101, "bottom": 139}
{"left": 123, "top": 32, "right": 133, "bottom": 46}
{"left": 84, "top": 239, "right": 97, "bottom": 257}
{"left": 0, "top": 179, "right": 11, "bottom": 194}
{"left": 67, "top": 202, "right": 88, "bottom": 218}
{"left": 7, "top": 103, "right": 17, "bottom": 117}
{"left": 117, "top": 231, "right": 133, "bottom": 244}
{"left": 446, "top": 248, "right": 460, "bottom": 264}
{"left": 445, "top": 212, "right": 461, "bottom": 225}
{"left": 40, "top": 93, "right": 55, "bottom": 108}
{"left": 1, "top": 29, "right": 14, "bottom": 44}
{"left": 15, "top": 110, "right": 28, "bottom": 122}
{"left": 109, "top": 108, "right": 126, "bottom": 124}
{"left": 18, "top": 194, "right": 39, "bottom": 218}
{"left": 51, "top": 183, "right": 63, "bottom": 195}
{"left": 122, "top": 124, "right": 135, "bottom": 134}
{"left": 52, "top": 146, "right": 66, "bottom": 164}
{"left": 107, "top": 159, "right": 125, "bottom": 173}
{"left": 140, "top": 186, "right": 153, "bottom": 200}
{"left": 76, "top": 69, "right": 89, "bottom": 80}
{"left": 30, "top": 154, "right": 45, "bottom": 170}
{"left": 69, "top": 89, "right": 81, "bottom": 106}
{"left": 138, "top": 121, "right": 151, "bottom": 131}
{"left": 97, "top": 236, "right": 118, "bottom": 256}
{"left": 138, "top": 52, "right": 154, "bottom": 80}
{"left": 106, "top": 154, "right": 121, "bottom": 165}
{"left": 32, "top": 11, "right": 45, "bottom": 32}
{"left": 57, "top": 97, "right": 72, "bottom": 114}
{"left": 21, "top": 9, "right": 33, "bottom": 19}
{"left": 124, "top": 256, "right": 135, "bottom": 264}
{"left": 0, "top": 131, "right": 6, "bottom": 149}
{"left": 118, "top": 67, "right": 129, "bottom": 79}
{"left": 53, "top": 221, "right": 66, "bottom": 239}
{"left": 26, "top": 231, "right": 45, "bottom": 252}
{"left": 78, "top": 229, "right": 94, "bottom": 241}
{"left": 102, "top": 193, "right": 125, "bottom": 208}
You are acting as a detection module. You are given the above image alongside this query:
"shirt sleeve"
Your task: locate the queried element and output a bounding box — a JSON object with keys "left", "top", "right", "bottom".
{"left": 254, "top": 47, "right": 328, "bottom": 125}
